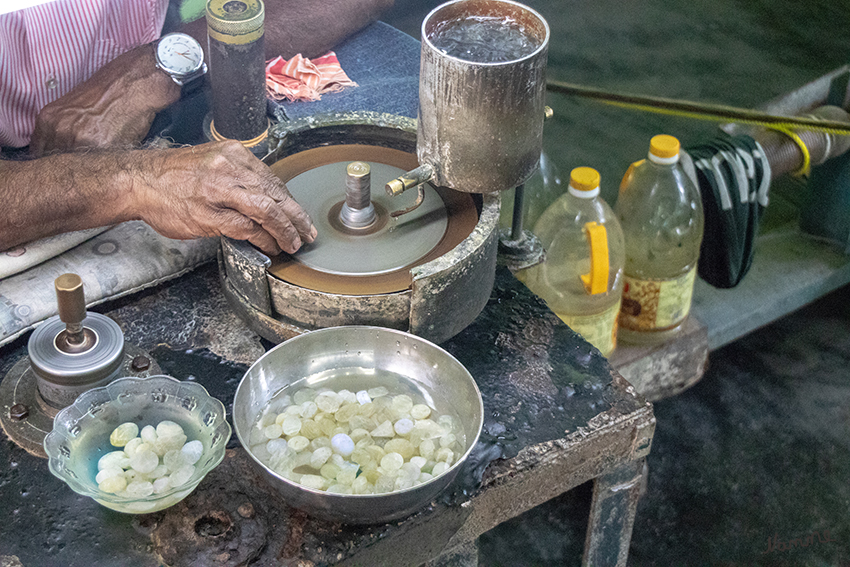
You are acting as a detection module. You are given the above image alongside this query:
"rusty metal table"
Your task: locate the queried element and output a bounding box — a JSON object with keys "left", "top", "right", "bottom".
{"left": 0, "top": 264, "right": 654, "bottom": 566}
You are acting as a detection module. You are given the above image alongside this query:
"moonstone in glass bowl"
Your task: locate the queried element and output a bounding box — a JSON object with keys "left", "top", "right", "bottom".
{"left": 43, "top": 375, "right": 231, "bottom": 514}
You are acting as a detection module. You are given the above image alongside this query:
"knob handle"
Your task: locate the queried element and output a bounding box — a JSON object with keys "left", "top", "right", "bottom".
{"left": 55, "top": 273, "right": 86, "bottom": 334}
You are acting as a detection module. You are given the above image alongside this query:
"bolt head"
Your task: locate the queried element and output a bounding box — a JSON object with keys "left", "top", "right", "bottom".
{"left": 9, "top": 403, "right": 28, "bottom": 421}
{"left": 131, "top": 355, "right": 151, "bottom": 372}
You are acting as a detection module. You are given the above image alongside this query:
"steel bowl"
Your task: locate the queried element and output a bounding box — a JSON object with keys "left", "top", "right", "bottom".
{"left": 233, "top": 326, "right": 483, "bottom": 524}
{"left": 44, "top": 375, "right": 231, "bottom": 514}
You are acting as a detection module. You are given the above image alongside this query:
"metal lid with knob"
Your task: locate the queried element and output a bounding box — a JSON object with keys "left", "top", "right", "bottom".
{"left": 1, "top": 273, "right": 161, "bottom": 457}
{"left": 28, "top": 274, "right": 125, "bottom": 410}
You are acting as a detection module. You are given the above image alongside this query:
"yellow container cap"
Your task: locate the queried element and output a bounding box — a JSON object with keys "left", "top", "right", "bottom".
{"left": 649, "top": 135, "right": 681, "bottom": 158}
{"left": 570, "top": 166, "right": 601, "bottom": 191}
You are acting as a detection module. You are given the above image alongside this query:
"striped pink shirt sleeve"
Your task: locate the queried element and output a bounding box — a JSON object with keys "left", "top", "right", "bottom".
{"left": 0, "top": 0, "right": 169, "bottom": 148}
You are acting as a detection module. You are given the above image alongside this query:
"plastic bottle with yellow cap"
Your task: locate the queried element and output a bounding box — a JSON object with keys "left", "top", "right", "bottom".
{"left": 516, "top": 166, "right": 625, "bottom": 357}
{"left": 614, "top": 134, "right": 704, "bottom": 345}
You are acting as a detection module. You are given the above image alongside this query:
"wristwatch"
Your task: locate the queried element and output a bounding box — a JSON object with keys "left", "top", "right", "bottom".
{"left": 154, "top": 32, "right": 207, "bottom": 88}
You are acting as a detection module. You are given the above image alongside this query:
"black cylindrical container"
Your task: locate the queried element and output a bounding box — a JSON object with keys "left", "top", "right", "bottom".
{"left": 206, "top": 0, "right": 268, "bottom": 142}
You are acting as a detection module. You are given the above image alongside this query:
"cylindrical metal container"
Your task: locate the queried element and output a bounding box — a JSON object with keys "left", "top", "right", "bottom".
{"left": 206, "top": 0, "right": 268, "bottom": 142}
{"left": 418, "top": 0, "right": 550, "bottom": 193}
{"left": 233, "top": 326, "right": 483, "bottom": 524}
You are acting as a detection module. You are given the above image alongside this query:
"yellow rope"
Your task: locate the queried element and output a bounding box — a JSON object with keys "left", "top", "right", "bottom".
{"left": 547, "top": 79, "right": 850, "bottom": 137}
{"left": 772, "top": 127, "right": 812, "bottom": 177}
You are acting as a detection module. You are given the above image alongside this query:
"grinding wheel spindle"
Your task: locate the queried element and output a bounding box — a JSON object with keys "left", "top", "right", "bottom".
{"left": 54, "top": 273, "right": 97, "bottom": 354}
{"left": 55, "top": 273, "right": 85, "bottom": 338}
{"left": 340, "top": 162, "right": 377, "bottom": 229}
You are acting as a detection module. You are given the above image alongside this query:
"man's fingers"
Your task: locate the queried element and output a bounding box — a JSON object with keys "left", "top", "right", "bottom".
{"left": 229, "top": 192, "right": 306, "bottom": 253}
{"left": 207, "top": 170, "right": 313, "bottom": 252}
{"left": 259, "top": 176, "right": 317, "bottom": 243}
{"left": 215, "top": 209, "right": 285, "bottom": 255}
{"left": 214, "top": 142, "right": 316, "bottom": 242}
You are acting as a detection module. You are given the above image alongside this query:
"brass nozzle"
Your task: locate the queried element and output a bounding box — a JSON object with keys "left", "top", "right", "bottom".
{"left": 385, "top": 164, "right": 435, "bottom": 197}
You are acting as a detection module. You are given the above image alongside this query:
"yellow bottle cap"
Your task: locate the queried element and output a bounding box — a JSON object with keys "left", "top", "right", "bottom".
{"left": 649, "top": 135, "right": 680, "bottom": 159}
{"left": 570, "top": 167, "right": 601, "bottom": 192}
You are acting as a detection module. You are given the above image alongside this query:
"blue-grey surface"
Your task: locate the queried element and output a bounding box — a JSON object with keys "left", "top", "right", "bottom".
{"left": 272, "top": 21, "right": 420, "bottom": 121}
{"left": 148, "top": 21, "right": 421, "bottom": 145}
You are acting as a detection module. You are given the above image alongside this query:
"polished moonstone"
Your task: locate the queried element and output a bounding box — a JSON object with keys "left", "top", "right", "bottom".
{"left": 109, "top": 422, "right": 139, "bottom": 447}
{"left": 163, "top": 449, "right": 188, "bottom": 472}
{"left": 251, "top": 385, "right": 465, "bottom": 496}
{"left": 288, "top": 436, "right": 310, "bottom": 452}
{"left": 99, "top": 475, "right": 127, "bottom": 493}
{"left": 130, "top": 449, "right": 159, "bottom": 474}
{"left": 393, "top": 418, "right": 414, "bottom": 436}
{"left": 331, "top": 433, "right": 355, "bottom": 457}
{"left": 371, "top": 420, "right": 394, "bottom": 438}
{"left": 140, "top": 425, "right": 158, "bottom": 445}
{"left": 410, "top": 404, "right": 431, "bottom": 420}
{"left": 98, "top": 451, "right": 130, "bottom": 471}
{"left": 182, "top": 440, "right": 204, "bottom": 465}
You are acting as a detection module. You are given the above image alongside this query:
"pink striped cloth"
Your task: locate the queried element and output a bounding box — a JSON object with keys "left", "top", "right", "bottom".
{"left": 0, "top": 0, "right": 168, "bottom": 148}
{"left": 265, "top": 52, "right": 358, "bottom": 102}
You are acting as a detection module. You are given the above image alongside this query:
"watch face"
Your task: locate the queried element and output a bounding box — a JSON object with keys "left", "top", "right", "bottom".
{"left": 156, "top": 33, "right": 204, "bottom": 77}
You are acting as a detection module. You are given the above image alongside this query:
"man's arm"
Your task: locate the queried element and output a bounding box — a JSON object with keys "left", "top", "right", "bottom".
{"left": 29, "top": 0, "right": 394, "bottom": 156}
{"left": 1, "top": 141, "right": 316, "bottom": 254}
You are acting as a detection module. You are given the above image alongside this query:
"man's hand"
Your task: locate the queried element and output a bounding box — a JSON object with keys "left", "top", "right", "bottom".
{"left": 134, "top": 141, "right": 317, "bottom": 255}
{"left": 30, "top": 44, "right": 180, "bottom": 157}
{"left": 0, "top": 143, "right": 317, "bottom": 254}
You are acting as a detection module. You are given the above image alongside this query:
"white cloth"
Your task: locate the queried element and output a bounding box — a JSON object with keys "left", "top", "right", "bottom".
{"left": 0, "top": 221, "right": 217, "bottom": 347}
{"left": 0, "top": 227, "right": 110, "bottom": 279}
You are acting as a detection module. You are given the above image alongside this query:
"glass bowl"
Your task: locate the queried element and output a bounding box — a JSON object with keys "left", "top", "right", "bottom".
{"left": 43, "top": 375, "right": 231, "bottom": 514}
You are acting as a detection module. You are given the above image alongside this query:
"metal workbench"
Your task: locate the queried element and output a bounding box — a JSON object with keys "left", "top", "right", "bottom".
{"left": 0, "top": 21, "right": 654, "bottom": 566}
{"left": 0, "top": 264, "right": 654, "bottom": 566}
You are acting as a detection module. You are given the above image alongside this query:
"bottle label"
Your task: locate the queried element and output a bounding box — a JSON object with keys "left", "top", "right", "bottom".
{"left": 556, "top": 299, "right": 621, "bottom": 357}
{"left": 619, "top": 267, "right": 696, "bottom": 332}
